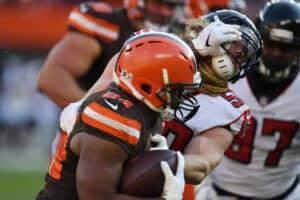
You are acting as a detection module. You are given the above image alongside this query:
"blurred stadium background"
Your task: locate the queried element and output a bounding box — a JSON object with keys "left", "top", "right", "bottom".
{"left": 0, "top": 0, "right": 278, "bottom": 199}
{"left": 0, "top": 1, "right": 122, "bottom": 199}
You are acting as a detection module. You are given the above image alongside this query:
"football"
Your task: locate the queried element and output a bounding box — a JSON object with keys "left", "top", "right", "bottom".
{"left": 119, "top": 149, "right": 178, "bottom": 197}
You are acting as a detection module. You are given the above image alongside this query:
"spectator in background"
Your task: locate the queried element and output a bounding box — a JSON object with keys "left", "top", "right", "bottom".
{"left": 36, "top": 0, "right": 187, "bottom": 109}
{"left": 0, "top": 53, "right": 58, "bottom": 147}
{"left": 36, "top": 31, "right": 201, "bottom": 200}
{"left": 205, "top": 0, "right": 300, "bottom": 199}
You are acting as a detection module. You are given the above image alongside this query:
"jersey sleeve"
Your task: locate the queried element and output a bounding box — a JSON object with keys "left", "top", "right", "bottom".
{"left": 75, "top": 93, "right": 142, "bottom": 153}
{"left": 185, "top": 91, "right": 251, "bottom": 136}
{"left": 67, "top": 2, "right": 120, "bottom": 42}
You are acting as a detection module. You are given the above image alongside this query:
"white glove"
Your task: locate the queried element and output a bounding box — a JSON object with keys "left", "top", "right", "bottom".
{"left": 150, "top": 134, "right": 169, "bottom": 151}
{"left": 161, "top": 151, "right": 185, "bottom": 200}
{"left": 59, "top": 100, "right": 83, "bottom": 135}
{"left": 192, "top": 16, "right": 242, "bottom": 56}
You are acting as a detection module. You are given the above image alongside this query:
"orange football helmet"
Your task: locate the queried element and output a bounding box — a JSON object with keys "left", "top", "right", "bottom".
{"left": 113, "top": 31, "right": 201, "bottom": 121}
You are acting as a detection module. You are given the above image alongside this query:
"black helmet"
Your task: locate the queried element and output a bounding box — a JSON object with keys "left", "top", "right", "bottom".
{"left": 256, "top": 0, "right": 300, "bottom": 82}
{"left": 205, "top": 9, "right": 263, "bottom": 82}
{"left": 257, "top": 0, "right": 300, "bottom": 46}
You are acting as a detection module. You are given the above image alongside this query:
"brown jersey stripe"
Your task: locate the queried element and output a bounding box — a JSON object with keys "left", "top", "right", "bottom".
{"left": 68, "top": 8, "right": 119, "bottom": 42}
{"left": 82, "top": 102, "right": 141, "bottom": 145}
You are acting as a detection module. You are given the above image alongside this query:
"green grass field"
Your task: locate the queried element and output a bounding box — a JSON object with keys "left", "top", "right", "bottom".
{"left": 0, "top": 170, "right": 46, "bottom": 200}
{"left": 0, "top": 146, "right": 49, "bottom": 200}
{"left": 0, "top": 122, "right": 56, "bottom": 200}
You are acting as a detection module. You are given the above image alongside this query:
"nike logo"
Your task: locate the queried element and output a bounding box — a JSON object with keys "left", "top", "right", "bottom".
{"left": 205, "top": 32, "right": 211, "bottom": 47}
{"left": 104, "top": 99, "right": 118, "bottom": 110}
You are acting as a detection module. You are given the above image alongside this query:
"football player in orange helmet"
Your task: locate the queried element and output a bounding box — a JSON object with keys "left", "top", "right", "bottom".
{"left": 36, "top": 0, "right": 189, "bottom": 168}
{"left": 57, "top": 8, "right": 262, "bottom": 200}
{"left": 59, "top": 7, "right": 262, "bottom": 180}
{"left": 36, "top": 31, "right": 201, "bottom": 200}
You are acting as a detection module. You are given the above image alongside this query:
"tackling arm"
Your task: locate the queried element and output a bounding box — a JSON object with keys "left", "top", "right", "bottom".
{"left": 183, "top": 127, "right": 233, "bottom": 184}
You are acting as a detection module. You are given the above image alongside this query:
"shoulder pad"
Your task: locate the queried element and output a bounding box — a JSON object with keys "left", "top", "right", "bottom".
{"left": 78, "top": 92, "right": 141, "bottom": 146}
{"left": 185, "top": 91, "right": 250, "bottom": 135}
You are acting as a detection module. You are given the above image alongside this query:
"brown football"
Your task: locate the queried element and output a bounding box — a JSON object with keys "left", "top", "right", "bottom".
{"left": 119, "top": 150, "right": 177, "bottom": 197}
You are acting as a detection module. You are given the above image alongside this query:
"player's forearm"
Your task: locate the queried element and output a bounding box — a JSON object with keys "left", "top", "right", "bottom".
{"left": 184, "top": 154, "right": 210, "bottom": 184}
{"left": 50, "top": 86, "right": 85, "bottom": 108}
{"left": 183, "top": 128, "right": 233, "bottom": 185}
{"left": 37, "top": 68, "right": 85, "bottom": 108}
{"left": 40, "top": 81, "right": 85, "bottom": 108}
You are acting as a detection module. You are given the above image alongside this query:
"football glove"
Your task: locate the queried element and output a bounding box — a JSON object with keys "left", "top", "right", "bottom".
{"left": 161, "top": 151, "right": 185, "bottom": 200}
{"left": 192, "top": 16, "right": 242, "bottom": 56}
{"left": 150, "top": 134, "right": 169, "bottom": 151}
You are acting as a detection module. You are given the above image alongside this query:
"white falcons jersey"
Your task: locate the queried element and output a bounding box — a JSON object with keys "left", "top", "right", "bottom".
{"left": 162, "top": 91, "right": 250, "bottom": 152}
{"left": 185, "top": 91, "right": 250, "bottom": 135}
{"left": 212, "top": 75, "right": 300, "bottom": 198}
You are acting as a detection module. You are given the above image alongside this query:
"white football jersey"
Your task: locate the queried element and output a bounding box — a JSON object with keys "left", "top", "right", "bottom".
{"left": 185, "top": 91, "right": 250, "bottom": 135}
{"left": 162, "top": 91, "right": 250, "bottom": 152}
{"left": 212, "top": 74, "right": 300, "bottom": 198}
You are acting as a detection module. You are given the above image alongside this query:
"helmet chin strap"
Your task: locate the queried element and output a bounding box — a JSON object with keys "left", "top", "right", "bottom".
{"left": 143, "top": 20, "right": 170, "bottom": 32}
